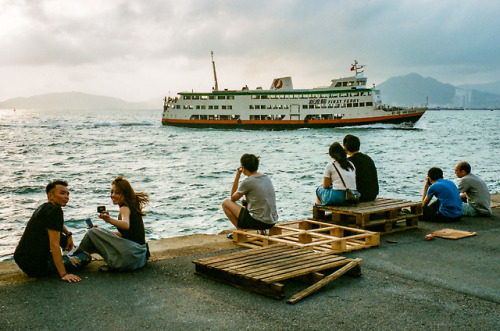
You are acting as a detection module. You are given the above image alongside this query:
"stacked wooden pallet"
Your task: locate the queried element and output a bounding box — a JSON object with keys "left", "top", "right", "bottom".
{"left": 313, "top": 198, "right": 422, "bottom": 233}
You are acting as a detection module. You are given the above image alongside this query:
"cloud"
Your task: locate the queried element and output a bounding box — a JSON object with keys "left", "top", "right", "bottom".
{"left": 0, "top": 0, "right": 499, "bottom": 101}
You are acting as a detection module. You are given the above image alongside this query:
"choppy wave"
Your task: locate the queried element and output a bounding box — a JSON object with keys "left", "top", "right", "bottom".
{"left": 0, "top": 109, "right": 499, "bottom": 261}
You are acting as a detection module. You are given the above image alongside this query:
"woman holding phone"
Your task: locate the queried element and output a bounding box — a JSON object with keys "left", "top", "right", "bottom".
{"left": 76, "top": 177, "right": 149, "bottom": 271}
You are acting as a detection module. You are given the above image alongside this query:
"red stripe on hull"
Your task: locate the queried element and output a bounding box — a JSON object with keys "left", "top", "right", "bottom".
{"left": 162, "top": 112, "right": 425, "bottom": 129}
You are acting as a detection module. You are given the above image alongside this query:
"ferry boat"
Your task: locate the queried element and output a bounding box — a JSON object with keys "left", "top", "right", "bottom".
{"left": 162, "top": 55, "right": 426, "bottom": 129}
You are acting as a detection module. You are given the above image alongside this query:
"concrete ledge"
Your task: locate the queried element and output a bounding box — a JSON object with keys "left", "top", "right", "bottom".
{"left": 1, "top": 233, "right": 237, "bottom": 286}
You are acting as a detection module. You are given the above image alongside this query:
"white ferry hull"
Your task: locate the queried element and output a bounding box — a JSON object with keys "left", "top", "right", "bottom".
{"left": 162, "top": 111, "right": 425, "bottom": 129}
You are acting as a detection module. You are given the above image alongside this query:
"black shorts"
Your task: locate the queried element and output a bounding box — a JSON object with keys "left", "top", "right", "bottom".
{"left": 237, "top": 208, "right": 275, "bottom": 230}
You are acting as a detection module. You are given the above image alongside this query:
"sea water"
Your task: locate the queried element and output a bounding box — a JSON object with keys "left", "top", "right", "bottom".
{"left": 1, "top": 108, "right": 499, "bottom": 261}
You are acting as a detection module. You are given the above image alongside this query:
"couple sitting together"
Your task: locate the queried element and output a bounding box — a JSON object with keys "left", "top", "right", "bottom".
{"left": 14, "top": 177, "right": 149, "bottom": 283}
{"left": 222, "top": 134, "right": 379, "bottom": 236}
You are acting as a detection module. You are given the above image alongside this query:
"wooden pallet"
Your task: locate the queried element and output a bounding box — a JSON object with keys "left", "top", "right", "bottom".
{"left": 312, "top": 197, "right": 422, "bottom": 233}
{"left": 193, "top": 244, "right": 362, "bottom": 303}
{"left": 232, "top": 219, "right": 379, "bottom": 254}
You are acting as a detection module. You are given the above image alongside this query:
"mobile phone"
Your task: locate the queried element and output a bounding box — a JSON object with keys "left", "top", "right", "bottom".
{"left": 85, "top": 218, "right": 94, "bottom": 228}
{"left": 97, "top": 206, "right": 106, "bottom": 213}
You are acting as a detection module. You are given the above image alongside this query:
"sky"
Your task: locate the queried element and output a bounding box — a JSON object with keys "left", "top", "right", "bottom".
{"left": 1, "top": 0, "right": 499, "bottom": 102}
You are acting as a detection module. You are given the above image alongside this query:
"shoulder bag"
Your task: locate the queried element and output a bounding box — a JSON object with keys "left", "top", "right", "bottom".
{"left": 332, "top": 162, "right": 360, "bottom": 205}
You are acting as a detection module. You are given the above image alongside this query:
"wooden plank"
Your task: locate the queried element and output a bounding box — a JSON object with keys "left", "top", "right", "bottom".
{"left": 195, "top": 263, "right": 285, "bottom": 299}
{"left": 262, "top": 259, "right": 351, "bottom": 283}
{"left": 287, "top": 258, "right": 362, "bottom": 304}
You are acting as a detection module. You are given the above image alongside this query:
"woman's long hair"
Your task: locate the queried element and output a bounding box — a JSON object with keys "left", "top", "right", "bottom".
{"left": 329, "top": 142, "right": 354, "bottom": 171}
{"left": 112, "top": 177, "right": 149, "bottom": 216}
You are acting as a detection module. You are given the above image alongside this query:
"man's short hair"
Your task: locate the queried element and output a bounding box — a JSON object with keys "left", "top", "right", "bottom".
{"left": 240, "top": 154, "right": 259, "bottom": 173}
{"left": 343, "top": 134, "right": 360, "bottom": 153}
{"left": 46, "top": 180, "right": 68, "bottom": 194}
{"left": 427, "top": 167, "right": 443, "bottom": 181}
{"left": 457, "top": 161, "right": 471, "bottom": 174}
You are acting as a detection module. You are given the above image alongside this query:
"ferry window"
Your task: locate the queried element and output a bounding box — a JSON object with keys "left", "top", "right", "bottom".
{"left": 183, "top": 105, "right": 188, "bottom": 109}
{"left": 200, "top": 115, "right": 208, "bottom": 120}
{"left": 250, "top": 115, "right": 259, "bottom": 120}
{"left": 209, "top": 105, "right": 213, "bottom": 110}
{"left": 176, "top": 105, "right": 180, "bottom": 109}
{"left": 218, "top": 96, "right": 225, "bottom": 100}
{"left": 321, "top": 114, "right": 333, "bottom": 120}
{"left": 335, "top": 82, "right": 342, "bottom": 87}
{"left": 368, "top": 92, "right": 372, "bottom": 96}
{"left": 300, "top": 94, "right": 307, "bottom": 99}
{"left": 192, "top": 96, "right": 200, "bottom": 100}
{"left": 190, "top": 115, "right": 200, "bottom": 120}
{"left": 261, "top": 95, "right": 268, "bottom": 99}
{"left": 214, "top": 105, "right": 219, "bottom": 110}
{"left": 196, "top": 105, "right": 201, "bottom": 110}
{"left": 222, "top": 105, "right": 227, "bottom": 110}
{"left": 209, "top": 96, "right": 215, "bottom": 100}
{"left": 359, "top": 102, "right": 365, "bottom": 107}
{"left": 261, "top": 105, "right": 265, "bottom": 109}
{"left": 366, "top": 102, "right": 373, "bottom": 106}
{"left": 284, "top": 105, "right": 289, "bottom": 109}
{"left": 334, "top": 104, "right": 340, "bottom": 108}
{"left": 328, "top": 104, "right": 333, "bottom": 108}
{"left": 340, "top": 93, "right": 348, "bottom": 97}
{"left": 201, "top": 105, "right": 206, "bottom": 109}
{"left": 348, "top": 81, "right": 354, "bottom": 86}
{"left": 347, "top": 103, "right": 352, "bottom": 107}
{"left": 220, "top": 115, "right": 231, "bottom": 120}
{"left": 254, "top": 105, "right": 260, "bottom": 109}
{"left": 321, "top": 104, "right": 326, "bottom": 108}
{"left": 267, "top": 105, "right": 272, "bottom": 109}
{"left": 201, "top": 96, "right": 208, "bottom": 100}
{"left": 273, "top": 105, "right": 278, "bottom": 109}
{"left": 209, "top": 115, "right": 215, "bottom": 120}
{"left": 227, "top": 95, "right": 235, "bottom": 100}
{"left": 315, "top": 104, "right": 320, "bottom": 109}
{"left": 342, "top": 82, "right": 348, "bottom": 87}
{"left": 189, "top": 105, "right": 193, "bottom": 109}
{"left": 350, "top": 92, "right": 359, "bottom": 97}
{"left": 228, "top": 105, "right": 232, "bottom": 110}
{"left": 353, "top": 103, "right": 358, "bottom": 107}
{"left": 252, "top": 95, "right": 260, "bottom": 99}
{"left": 250, "top": 105, "right": 254, "bottom": 109}
{"left": 184, "top": 96, "right": 191, "bottom": 100}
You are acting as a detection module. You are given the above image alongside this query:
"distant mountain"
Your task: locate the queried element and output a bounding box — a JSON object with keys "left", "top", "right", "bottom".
{"left": 377, "top": 73, "right": 455, "bottom": 106}
{"left": 377, "top": 73, "right": 500, "bottom": 108}
{"left": 0, "top": 92, "right": 158, "bottom": 110}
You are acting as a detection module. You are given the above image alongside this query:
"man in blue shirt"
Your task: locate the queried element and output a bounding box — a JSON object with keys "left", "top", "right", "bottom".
{"left": 421, "top": 167, "right": 462, "bottom": 222}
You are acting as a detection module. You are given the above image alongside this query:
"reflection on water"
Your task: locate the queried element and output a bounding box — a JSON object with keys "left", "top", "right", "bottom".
{"left": 0, "top": 108, "right": 499, "bottom": 261}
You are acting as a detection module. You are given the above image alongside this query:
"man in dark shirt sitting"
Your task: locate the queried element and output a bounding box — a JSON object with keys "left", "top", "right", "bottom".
{"left": 343, "top": 135, "right": 379, "bottom": 202}
{"left": 14, "top": 180, "right": 90, "bottom": 282}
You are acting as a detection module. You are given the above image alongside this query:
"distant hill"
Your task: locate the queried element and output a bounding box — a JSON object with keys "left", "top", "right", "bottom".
{"left": 377, "top": 73, "right": 455, "bottom": 106}
{"left": 0, "top": 92, "right": 158, "bottom": 110}
{"left": 377, "top": 73, "right": 500, "bottom": 108}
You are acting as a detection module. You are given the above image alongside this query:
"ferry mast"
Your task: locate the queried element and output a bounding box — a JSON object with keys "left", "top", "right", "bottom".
{"left": 211, "top": 51, "right": 219, "bottom": 91}
{"left": 351, "top": 60, "right": 365, "bottom": 76}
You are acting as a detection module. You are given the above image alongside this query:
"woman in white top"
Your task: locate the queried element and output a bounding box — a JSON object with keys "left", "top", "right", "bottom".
{"left": 316, "top": 142, "right": 359, "bottom": 205}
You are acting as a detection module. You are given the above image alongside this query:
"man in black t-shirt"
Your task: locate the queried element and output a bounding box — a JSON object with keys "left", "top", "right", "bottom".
{"left": 343, "top": 135, "right": 379, "bottom": 202}
{"left": 14, "top": 180, "right": 90, "bottom": 282}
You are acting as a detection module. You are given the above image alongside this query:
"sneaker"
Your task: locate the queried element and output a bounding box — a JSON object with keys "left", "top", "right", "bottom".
{"left": 226, "top": 233, "right": 233, "bottom": 240}
{"left": 98, "top": 265, "right": 111, "bottom": 272}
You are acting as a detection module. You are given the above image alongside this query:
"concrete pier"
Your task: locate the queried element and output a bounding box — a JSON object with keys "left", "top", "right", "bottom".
{"left": 1, "top": 195, "right": 499, "bottom": 330}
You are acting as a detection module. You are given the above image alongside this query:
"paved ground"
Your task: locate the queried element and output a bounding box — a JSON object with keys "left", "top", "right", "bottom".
{"left": 1, "top": 195, "right": 499, "bottom": 330}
